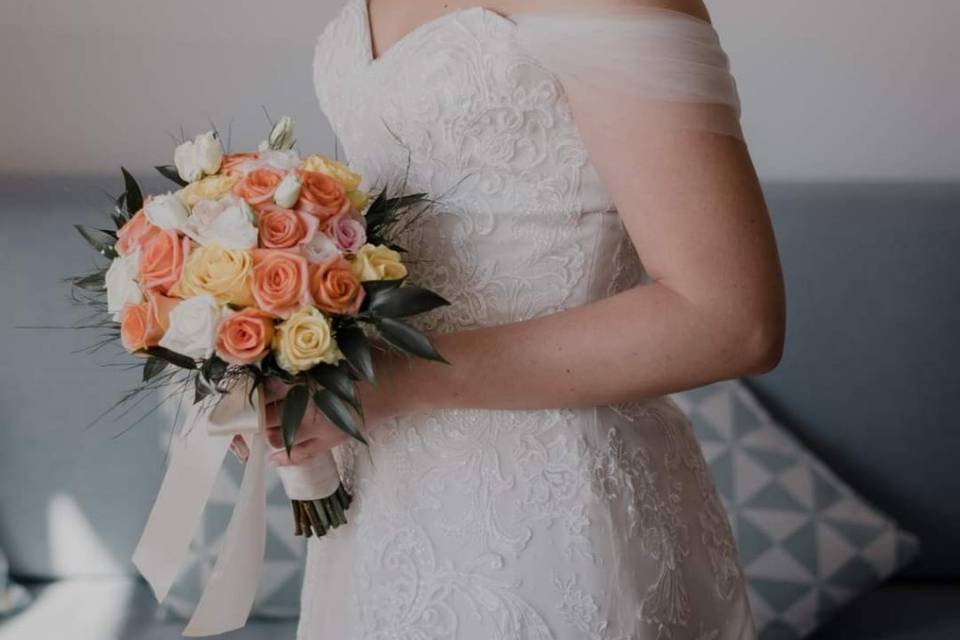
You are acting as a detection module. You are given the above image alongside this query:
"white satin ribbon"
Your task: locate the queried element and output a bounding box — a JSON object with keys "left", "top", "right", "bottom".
{"left": 132, "top": 381, "right": 342, "bottom": 637}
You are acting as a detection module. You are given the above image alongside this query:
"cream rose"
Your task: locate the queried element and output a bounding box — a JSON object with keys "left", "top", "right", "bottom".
{"left": 178, "top": 174, "right": 240, "bottom": 208}
{"left": 179, "top": 243, "right": 255, "bottom": 307}
{"left": 272, "top": 306, "right": 342, "bottom": 374}
{"left": 106, "top": 249, "right": 143, "bottom": 321}
{"left": 300, "top": 155, "right": 362, "bottom": 191}
{"left": 158, "top": 294, "right": 223, "bottom": 360}
{"left": 144, "top": 192, "right": 190, "bottom": 231}
{"left": 350, "top": 243, "right": 407, "bottom": 282}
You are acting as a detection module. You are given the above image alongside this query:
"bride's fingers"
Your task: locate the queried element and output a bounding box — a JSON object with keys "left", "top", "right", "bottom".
{"left": 229, "top": 434, "right": 250, "bottom": 463}
{"left": 270, "top": 438, "right": 326, "bottom": 466}
{"left": 266, "top": 426, "right": 285, "bottom": 450}
{"left": 263, "top": 378, "right": 291, "bottom": 404}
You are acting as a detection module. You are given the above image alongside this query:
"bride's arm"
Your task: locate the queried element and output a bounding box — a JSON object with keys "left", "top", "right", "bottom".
{"left": 265, "top": 0, "right": 785, "bottom": 461}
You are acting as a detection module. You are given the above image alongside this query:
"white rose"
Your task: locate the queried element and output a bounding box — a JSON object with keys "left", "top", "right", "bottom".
{"left": 194, "top": 131, "right": 224, "bottom": 175}
{"left": 183, "top": 196, "right": 258, "bottom": 250}
{"left": 267, "top": 116, "right": 295, "bottom": 151}
{"left": 105, "top": 249, "right": 143, "bottom": 321}
{"left": 158, "top": 294, "right": 223, "bottom": 360}
{"left": 301, "top": 232, "right": 341, "bottom": 264}
{"left": 274, "top": 172, "right": 303, "bottom": 208}
{"left": 145, "top": 192, "right": 190, "bottom": 231}
{"left": 174, "top": 140, "right": 203, "bottom": 183}
{"left": 260, "top": 149, "right": 301, "bottom": 172}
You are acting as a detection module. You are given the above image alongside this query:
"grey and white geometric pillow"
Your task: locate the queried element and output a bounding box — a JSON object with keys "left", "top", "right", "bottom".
{"left": 160, "top": 456, "right": 306, "bottom": 620}
{"left": 672, "top": 381, "right": 919, "bottom": 640}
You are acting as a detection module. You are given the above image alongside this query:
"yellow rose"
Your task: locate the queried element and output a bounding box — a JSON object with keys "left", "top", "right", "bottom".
{"left": 273, "top": 306, "right": 342, "bottom": 373}
{"left": 347, "top": 188, "right": 370, "bottom": 213}
{"left": 351, "top": 244, "right": 408, "bottom": 282}
{"left": 179, "top": 243, "right": 254, "bottom": 306}
{"left": 300, "top": 155, "right": 362, "bottom": 191}
{"left": 177, "top": 174, "right": 239, "bottom": 208}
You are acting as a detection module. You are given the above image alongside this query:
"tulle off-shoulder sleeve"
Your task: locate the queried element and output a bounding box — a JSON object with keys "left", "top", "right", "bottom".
{"left": 512, "top": 7, "right": 744, "bottom": 139}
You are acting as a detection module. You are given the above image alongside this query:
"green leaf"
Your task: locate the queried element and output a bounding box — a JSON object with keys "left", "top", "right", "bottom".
{"left": 155, "top": 164, "right": 188, "bottom": 187}
{"left": 313, "top": 389, "right": 367, "bottom": 445}
{"left": 72, "top": 271, "right": 105, "bottom": 290}
{"left": 143, "top": 357, "right": 168, "bottom": 382}
{"left": 261, "top": 353, "right": 295, "bottom": 382}
{"left": 121, "top": 167, "right": 144, "bottom": 214}
{"left": 194, "top": 373, "right": 212, "bottom": 404}
{"left": 336, "top": 324, "right": 375, "bottom": 383}
{"left": 281, "top": 384, "right": 309, "bottom": 454}
{"left": 384, "top": 193, "right": 429, "bottom": 210}
{"left": 367, "top": 286, "right": 449, "bottom": 318}
{"left": 75, "top": 225, "right": 117, "bottom": 259}
{"left": 308, "top": 364, "right": 360, "bottom": 411}
{"left": 361, "top": 278, "right": 405, "bottom": 299}
{"left": 144, "top": 346, "right": 198, "bottom": 370}
{"left": 376, "top": 317, "right": 449, "bottom": 364}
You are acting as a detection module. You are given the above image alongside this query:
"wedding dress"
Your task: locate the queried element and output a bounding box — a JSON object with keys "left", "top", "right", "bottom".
{"left": 301, "top": 1, "right": 755, "bottom": 638}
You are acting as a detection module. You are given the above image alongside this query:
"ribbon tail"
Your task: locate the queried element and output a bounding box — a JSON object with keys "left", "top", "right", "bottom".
{"left": 133, "top": 404, "right": 232, "bottom": 602}
{"left": 183, "top": 433, "right": 269, "bottom": 637}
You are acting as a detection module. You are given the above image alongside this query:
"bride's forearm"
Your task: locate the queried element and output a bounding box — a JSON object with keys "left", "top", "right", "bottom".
{"left": 376, "top": 280, "right": 782, "bottom": 415}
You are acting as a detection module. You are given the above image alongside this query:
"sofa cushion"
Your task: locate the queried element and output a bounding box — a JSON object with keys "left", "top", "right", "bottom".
{"left": 753, "top": 184, "right": 960, "bottom": 579}
{"left": 673, "top": 381, "right": 918, "bottom": 639}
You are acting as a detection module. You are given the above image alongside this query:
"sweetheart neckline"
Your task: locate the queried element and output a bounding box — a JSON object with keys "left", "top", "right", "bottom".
{"left": 358, "top": 0, "right": 514, "bottom": 68}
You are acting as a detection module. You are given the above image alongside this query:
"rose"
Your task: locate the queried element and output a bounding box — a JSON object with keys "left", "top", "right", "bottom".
{"left": 139, "top": 230, "right": 188, "bottom": 295}
{"left": 272, "top": 306, "right": 342, "bottom": 373}
{"left": 220, "top": 153, "right": 259, "bottom": 176}
{"left": 106, "top": 250, "right": 143, "bottom": 320}
{"left": 265, "top": 116, "right": 296, "bottom": 151}
{"left": 273, "top": 172, "right": 302, "bottom": 208}
{"left": 178, "top": 174, "right": 239, "bottom": 208}
{"left": 179, "top": 243, "right": 254, "bottom": 307}
{"left": 120, "top": 303, "right": 152, "bottom": 352}
{"left": 158, "top": 294, "right": 223, "bottom": 359}
{"left": 183, "top": 196, "right": 258, "bottom": 250}
{"left": 301, "top": 232, "right": 341, "bottom": 265}
{"left": 233, "top": 167, "right": 285, "bottom": 210}
{"left": 174, "top": 131, "right": 223, "bottom": 182}
{"left": 144, "top": 193, "right": 190, "bottom": 231}
{"left": 308, "top": 256, "right": 365, "bottom": 315}
{"left": 251, "top": 249, "right": 311, "bottom": 318}
{"left": 259, "top": 207, "right": 318, "bottom": 249}
{"left": 145, "top": 288, "right": 179, "bottom": 337}
{"left": 347, "top": 188, "right": 370, "bottom": 212}
{"left": 351, "top": 243, "right": 407, "bottom": 282}
{"left": 116, "top": 210, "right": 161, "bottom": 256}
{"left": 325, "top": 213, "right": 366, "bottom": 254}
{"left": 296, "top": 170, "right": 349, "bottom": 222}
{"left": 300, "top": 155, "right": 362, "bottom": 191}
{"left": 215, "top": 308, "right": 275, "bottom": 365}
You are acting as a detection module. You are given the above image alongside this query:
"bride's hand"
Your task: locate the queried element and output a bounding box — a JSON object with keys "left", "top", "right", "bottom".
{"left": 261, "top": 358, "right": 405, "bottom": 466}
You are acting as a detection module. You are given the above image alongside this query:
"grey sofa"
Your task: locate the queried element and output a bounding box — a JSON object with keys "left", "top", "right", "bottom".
{"left": 1, "top": 178, "right": 958, "bottom": 639}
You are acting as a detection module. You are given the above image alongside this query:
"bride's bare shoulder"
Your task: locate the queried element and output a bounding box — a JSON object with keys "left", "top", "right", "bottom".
{"left": 506, "top": 0, "right": 711, "bottom": 22}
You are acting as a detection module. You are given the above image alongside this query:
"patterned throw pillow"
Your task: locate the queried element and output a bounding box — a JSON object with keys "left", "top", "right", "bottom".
{"left": 160, "top": 456, "right": 306, "bottom": 620}
{"left": 671, "top": 381, "right": 919, "bottom": 640}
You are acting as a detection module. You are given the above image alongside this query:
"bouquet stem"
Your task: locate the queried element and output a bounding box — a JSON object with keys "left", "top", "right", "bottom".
{"left": 290, "top": 484, "right": 352, "bottom": 537}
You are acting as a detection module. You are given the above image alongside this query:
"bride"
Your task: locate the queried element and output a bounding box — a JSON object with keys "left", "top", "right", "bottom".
{"left": 247, "top": 0, "right": 784, "bottom": 637}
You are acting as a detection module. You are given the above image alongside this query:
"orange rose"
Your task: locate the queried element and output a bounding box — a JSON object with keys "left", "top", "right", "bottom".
{"left": 259, "top": 207, "right": 319, "bottom": 249}
{"left": 233, "top": 167, "right": 284, "bottom": 210}
{"left": 215, "top": 308, "right": 275, "bottom": 365}
{"left": 220, "top": 152, "right": 259, "bottom": 176}
{"left": 120, "top": 303, "right": 153, "bottom": 352}
{"left": 145, "top": 288, "right": 179, "bottom": 337}
{"left": 116, "top": 210, "right": 161, "bottom": 256}
{"left": 139, "top": 230, "right": 189, "bottom": 295}
{"left": 297, "top": 170, "right": 349, "bottom": 223}
{"left": 308, "top": 256, "right": 365, "bottom": 316}
{"left": 251, "top": 249, "right": 311, "bottom": 318}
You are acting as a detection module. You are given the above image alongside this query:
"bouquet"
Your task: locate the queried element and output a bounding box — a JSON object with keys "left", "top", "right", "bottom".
{"left": 71, "top": 116, "right": 449, "bottom": 544}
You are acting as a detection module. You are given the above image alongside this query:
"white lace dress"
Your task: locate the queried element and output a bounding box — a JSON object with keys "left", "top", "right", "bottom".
{"left": 301, "top": 2, "right": 756, "bottom": 638}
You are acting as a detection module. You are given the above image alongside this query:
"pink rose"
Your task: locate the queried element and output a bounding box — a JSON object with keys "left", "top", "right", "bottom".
{"left": 259, "top": 206, "right": 319, "bottom": 249}
{"left": 116, "top": 209, "right": 161, "bottom": 256}
{"left": 325, "top": 213, "right": 366, "bottom": 254}
{"left": 250, "top": 249, "right": 312, "bottom": 318}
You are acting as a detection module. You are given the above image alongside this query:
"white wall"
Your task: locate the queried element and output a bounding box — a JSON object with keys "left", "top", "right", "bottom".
{"left": 2, "top": 0, "right": 958, "bottom": 181}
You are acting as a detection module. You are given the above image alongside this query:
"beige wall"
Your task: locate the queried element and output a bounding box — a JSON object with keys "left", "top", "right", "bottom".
{"left": 2, "top": 0, "right": 958, "bottom": 181}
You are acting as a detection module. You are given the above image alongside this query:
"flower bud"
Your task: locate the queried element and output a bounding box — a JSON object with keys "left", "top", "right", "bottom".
{"left": 267, "top": 116, "right": 296, "bottom": 151}
{"left": 274, "top": 172, "right": 303, "bottom": 208}
{"left": 194, "top": 131, "right": 224, "bottom": 175}
{"left": 174, "top": 140, "right": 202, "bottom": 183}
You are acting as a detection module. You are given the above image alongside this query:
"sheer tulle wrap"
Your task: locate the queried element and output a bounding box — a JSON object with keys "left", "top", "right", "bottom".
{"left": 513, "top": 7, "right": 744, "bottom": 139}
